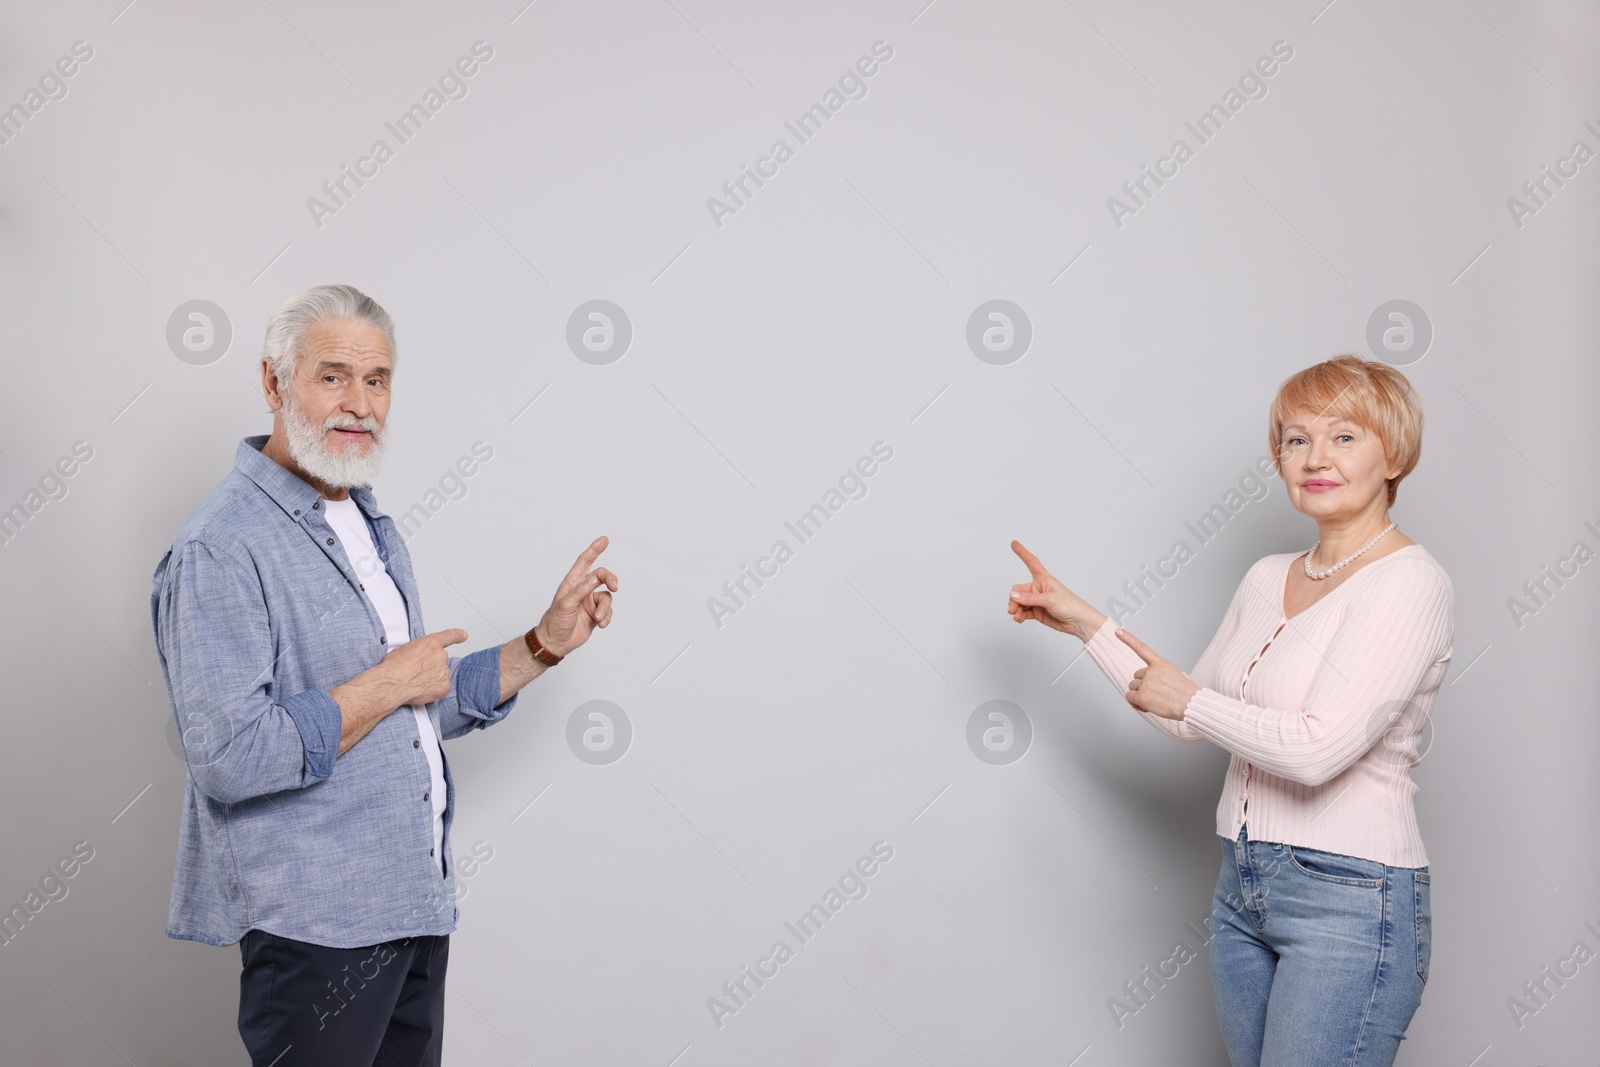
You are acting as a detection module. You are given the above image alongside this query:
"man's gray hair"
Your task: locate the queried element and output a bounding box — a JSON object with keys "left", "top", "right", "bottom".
{"left": 262, "top": 284, "right": 397, "bottom": 385}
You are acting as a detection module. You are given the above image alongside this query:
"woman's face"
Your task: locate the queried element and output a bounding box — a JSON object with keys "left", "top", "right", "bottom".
{"left": 1278, "top": 409, "right": 1398, "bottom": 522}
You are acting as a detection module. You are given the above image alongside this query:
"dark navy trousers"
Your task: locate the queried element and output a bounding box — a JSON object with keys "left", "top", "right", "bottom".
{"left": 237, "top": 928, "right": 449, "bottom": 1067}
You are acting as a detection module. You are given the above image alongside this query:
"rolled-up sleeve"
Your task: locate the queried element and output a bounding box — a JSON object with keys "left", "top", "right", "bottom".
{"left": 156, "top": 539, "right": 342, "bottom": 802}
{"left": 435, "top": 645, "right": 518, "bottom": 740}
{"left": 278, "top": 689, "right": 341, "bottom": 780}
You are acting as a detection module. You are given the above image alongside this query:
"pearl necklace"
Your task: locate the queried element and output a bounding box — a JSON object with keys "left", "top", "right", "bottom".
{"left": 1305, "top": 522, "right": 1397, "bottom": 580}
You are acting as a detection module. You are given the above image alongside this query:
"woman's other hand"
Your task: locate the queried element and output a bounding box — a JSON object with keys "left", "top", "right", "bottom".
{"left": 1117, "top": 628, "right": 1201, "bottom": 720}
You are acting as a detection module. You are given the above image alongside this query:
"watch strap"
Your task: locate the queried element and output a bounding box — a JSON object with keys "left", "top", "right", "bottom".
{"left": 523, "top": 626, "right": 563, "bottom": 666}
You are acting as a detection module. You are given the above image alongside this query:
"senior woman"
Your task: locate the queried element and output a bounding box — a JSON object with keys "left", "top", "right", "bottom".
{"left": 1008, "top": 354, "right": 1453, "bottom": 1067}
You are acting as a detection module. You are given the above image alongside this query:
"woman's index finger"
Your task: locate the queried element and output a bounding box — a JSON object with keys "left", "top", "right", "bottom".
{"left": 1115, "top": 627, "right": 1159, "bottom": 664}
{"left": 1011, "top": 539, "right": 1047, "bottom": 577}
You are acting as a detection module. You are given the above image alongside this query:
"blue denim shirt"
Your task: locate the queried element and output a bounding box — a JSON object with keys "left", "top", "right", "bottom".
{"left": 150, "top": 435, "right": 518, "bottom": 948}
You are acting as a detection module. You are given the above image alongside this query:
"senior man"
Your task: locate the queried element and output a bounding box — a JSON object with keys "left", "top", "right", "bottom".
{"left": 150, "top": 284, "right": 616, "bottom": 1066}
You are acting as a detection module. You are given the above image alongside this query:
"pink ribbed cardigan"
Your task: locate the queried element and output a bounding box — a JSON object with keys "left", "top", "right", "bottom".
{"left": 1081, "top": 544, "right": 1454, "bottom": 867}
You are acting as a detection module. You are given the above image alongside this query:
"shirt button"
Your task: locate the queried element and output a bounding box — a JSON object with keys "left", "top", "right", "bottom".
{"left": 326, "top": 538, "right": 335, "bottom": 546}
{"left": 413, "top": 739, "right": 420, "bottom": 749}
{"left": 429, "top": 848, "right": 435, "bottom": 857}
{"left": 380, "top": 636, "right": 386, "bottom": 644}
{"left": 423, "top": 791, "right": 430, "bottom": 802}
{"left": 313, "top": 501, "right": 321, "bottom": 509}
{"left": 293, "top": 509, "right": 300, "bottom": 516}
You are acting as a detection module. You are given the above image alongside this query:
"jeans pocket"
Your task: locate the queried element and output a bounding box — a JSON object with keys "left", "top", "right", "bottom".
{"left": 1415, "top": 871, "right": 1432, "bottom": 983}
{"left": 1286, "top": 845, "right": 1385, "bottom": 888}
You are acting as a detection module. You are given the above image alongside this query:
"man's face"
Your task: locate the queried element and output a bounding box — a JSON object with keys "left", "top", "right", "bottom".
{"left": 273, "top": 318, "right": 393, "bottom": 489}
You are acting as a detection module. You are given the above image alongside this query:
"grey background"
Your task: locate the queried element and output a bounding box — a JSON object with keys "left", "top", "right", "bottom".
{"left": 2, "top": 0, "right": 1597, "bottom": 1064}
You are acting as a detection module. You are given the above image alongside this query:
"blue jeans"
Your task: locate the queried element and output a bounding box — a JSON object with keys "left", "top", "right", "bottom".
{"left": 1208, "top": 827, "right": 1431, "bottom": 1067}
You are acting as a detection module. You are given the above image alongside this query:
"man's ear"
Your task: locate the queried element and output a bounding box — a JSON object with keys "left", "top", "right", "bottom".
{"left": 261, "top": 358, "right": 283, "bottom": 411}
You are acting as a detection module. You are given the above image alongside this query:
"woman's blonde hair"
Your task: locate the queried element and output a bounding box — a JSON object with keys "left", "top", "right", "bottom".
{"left": 1268, "top": 354, "right": 1424, "bottom": 508}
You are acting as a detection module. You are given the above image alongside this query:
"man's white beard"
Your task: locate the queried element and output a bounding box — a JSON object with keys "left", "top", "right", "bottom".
{"left": 280, "top": 387, "right": 390, "bottom": 489}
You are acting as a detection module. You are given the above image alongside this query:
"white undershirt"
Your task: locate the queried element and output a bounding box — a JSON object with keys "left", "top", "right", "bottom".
{"left": 321, "top": 496, "right": 447, "bottom": 872}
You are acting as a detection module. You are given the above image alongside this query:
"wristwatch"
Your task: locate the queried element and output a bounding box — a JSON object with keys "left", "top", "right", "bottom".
{"left": 523, "top": 625, "right": 563, "bottom": 667}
